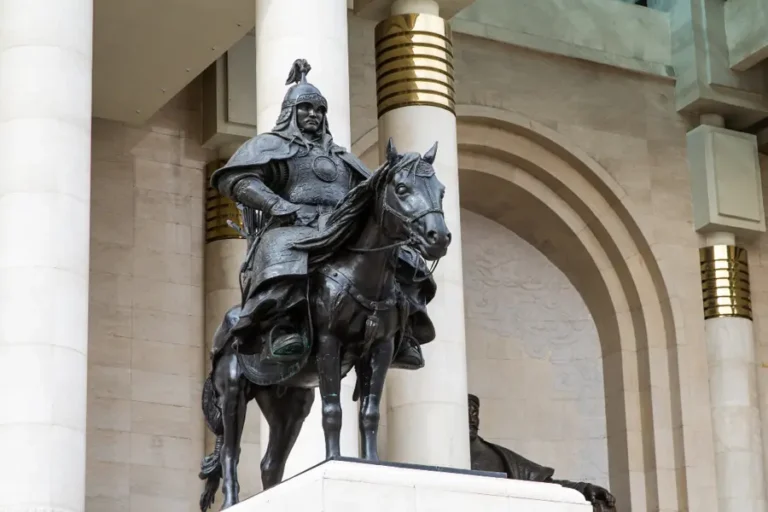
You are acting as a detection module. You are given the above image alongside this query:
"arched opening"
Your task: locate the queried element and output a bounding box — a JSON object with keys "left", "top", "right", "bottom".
{"left": 461, "top": 208, "right": 609, "bottom": 486}
{"left": 353, "top": 105, "right": 689, "bottom": 511}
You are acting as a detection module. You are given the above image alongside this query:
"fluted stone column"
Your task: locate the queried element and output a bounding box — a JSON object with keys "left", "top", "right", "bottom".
{"left": 0, "top": 0, "right": 93, "bottom": 510}
{"left": 700, "top": 233, "right": 767, "bottom": 512}
{"left": 376, "top": 0, "right": 471, "bottom": 469}
{"left": 255, "top": 0, "right": 359, "bottom": 479}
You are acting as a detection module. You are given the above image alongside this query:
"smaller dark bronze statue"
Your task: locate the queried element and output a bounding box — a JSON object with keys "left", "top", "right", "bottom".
{"left": 468, "top": 394, "right": 617, "bottom": 511}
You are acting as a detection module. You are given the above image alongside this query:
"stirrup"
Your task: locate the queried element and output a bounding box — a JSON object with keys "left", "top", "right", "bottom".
{"left": 262, "top": 325, "right": 305, "bottom": 362}
{"left": 272, "top": 335, "right": 305, "bottom": 356}
{"left": 391, "top": 342, "right": 424, "bottom": 370}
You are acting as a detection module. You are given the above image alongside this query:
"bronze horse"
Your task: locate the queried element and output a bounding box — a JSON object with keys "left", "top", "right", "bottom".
{"left": 199, "top": 140, "right": 450, "bottom": 510}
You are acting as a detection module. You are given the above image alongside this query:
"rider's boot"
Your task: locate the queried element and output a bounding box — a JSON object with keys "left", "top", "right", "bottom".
{"left": 391, "top": 333, "right": 425, "bottom": 370}
{"left": 262, "top": 322, "right": 306, "bottom": 362}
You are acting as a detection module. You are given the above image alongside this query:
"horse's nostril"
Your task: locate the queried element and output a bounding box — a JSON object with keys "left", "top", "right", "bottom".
{"left": 426, "top": 230, "right": 438, "bottom": 243}
{"left": 445, "top": 232, "right": 452, "bottom": 243}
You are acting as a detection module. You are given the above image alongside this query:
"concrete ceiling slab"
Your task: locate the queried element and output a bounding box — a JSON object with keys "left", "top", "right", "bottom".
{"left": 93, "top": 0, "right": 253, "bottom": 124}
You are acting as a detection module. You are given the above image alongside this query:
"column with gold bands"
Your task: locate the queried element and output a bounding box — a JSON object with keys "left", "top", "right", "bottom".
{"left": 699, "top": 244, "right": 751, "bottom": 320}
{"left": 375, "top": 13, "right": 455, "bottom": 116}
{"left": 205, "top": 160, "right": 244, "bottom": 243}
{"left": 699, "top": 235, "right": 766, "bottom": 512}
{"left": 375, "top": 0, "right": 471, "bottom": 471}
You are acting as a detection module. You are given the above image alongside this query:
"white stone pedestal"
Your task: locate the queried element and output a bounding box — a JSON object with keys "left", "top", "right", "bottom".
{"left": 229, "top": 459, "right": 591, "bottom": 512}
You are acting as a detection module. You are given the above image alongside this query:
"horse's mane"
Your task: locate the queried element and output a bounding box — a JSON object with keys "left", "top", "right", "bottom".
{"left": 291, "top": 152, "right": 421, "bottom": 265}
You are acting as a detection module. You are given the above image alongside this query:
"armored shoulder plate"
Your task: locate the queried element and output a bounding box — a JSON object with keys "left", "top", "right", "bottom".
{"left": 210, "top": 133, "right": 299, "bottom": 189}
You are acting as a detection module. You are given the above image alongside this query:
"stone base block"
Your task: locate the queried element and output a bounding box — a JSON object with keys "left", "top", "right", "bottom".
{"left": 230, "top": 459, "right": 591, "bottom": 511}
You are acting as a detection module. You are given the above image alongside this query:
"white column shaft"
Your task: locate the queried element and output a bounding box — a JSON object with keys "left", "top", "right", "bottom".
{"left": 701, "top": 233, "right": 767, "bottom": 511}
{"left": 255, "top": 0, "right": 351, "bottom": 148}
{"left": 380, "top": 106, "right": 470, "bottom": 470}
{"left": 706, "top": 317, "right": 767, "bottom": 511}
{"left": 705, "top": 232, "right": 736, "bottom": 246}
{"left": 0, "top": 0, "right": 93, "bottom": 511}
{"left": 391, "top": 0, "right": 440, "bottom": 15}
{"left": 379, "top": 0, "right": 470, "bottom": 470}
{"left": 255, "top": 0, "right": 359, "bottom": 479}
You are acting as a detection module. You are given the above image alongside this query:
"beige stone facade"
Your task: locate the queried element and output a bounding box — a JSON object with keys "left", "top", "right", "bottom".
{"left": 3, "top": 1, "right": 768, "bottom": 511}
{"left": 86, "top": 86, "right": 209, "bottom": 511}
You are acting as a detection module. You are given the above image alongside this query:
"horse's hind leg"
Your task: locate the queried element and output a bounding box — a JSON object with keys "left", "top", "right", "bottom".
{"left": 357, "top": 338, "right": 394, "bottom": 461}
{"left": 255, "top": 386, "right": 314, "bottom": 490}
{"left": 214, "top": 354, "right": 247, "bottom": 509}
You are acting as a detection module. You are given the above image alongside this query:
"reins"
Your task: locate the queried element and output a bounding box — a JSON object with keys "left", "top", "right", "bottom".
{"left": 347, "top": 159, "right": 444, "bottom": 284}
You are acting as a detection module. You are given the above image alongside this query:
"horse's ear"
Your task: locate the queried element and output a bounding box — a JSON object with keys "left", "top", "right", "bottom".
{"left": 423, "top": 141, "right": 438, "bottom": 164}
{"left": 386, "top": 137, "right": 398, "bottom": 164}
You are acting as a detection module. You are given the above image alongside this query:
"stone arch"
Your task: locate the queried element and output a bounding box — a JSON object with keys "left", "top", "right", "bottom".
{"left": 353, "top": 105, "right": 690, "bottom": 511}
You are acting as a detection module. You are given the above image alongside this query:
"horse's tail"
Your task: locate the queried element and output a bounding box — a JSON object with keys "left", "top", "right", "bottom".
{"left": 199, "top": 435, "right": 223, "bottom": 512}
{"left": 199, "top": 307, "right": 239, "bottom": 511}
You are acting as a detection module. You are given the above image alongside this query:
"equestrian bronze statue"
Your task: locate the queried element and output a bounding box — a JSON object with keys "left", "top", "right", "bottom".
{"left": 468, "top": 394, "right": 617, "bottom": 512}
{"left": 198, "top": 59, "right": 450, "bottom": 510}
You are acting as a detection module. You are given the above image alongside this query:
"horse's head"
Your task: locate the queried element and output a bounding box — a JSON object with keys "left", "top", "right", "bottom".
{"left": 376, "top": 138, "right": 451, "bottom": 260}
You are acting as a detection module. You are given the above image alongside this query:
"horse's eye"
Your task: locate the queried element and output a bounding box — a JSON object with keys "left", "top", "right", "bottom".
{"left": 396, "top": 184, "right": 409, "bottom": 195}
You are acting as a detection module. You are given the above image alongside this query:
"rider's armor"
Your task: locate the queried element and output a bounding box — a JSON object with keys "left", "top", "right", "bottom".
{"left": 284, "top": 146, "right": 352, "bottom": 208}
{"left": 260, "top": 145, "right": 356, "bottom": 360}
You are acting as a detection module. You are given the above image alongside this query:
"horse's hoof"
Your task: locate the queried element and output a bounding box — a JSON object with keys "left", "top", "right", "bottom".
{"left": 221, "top": 493, "right": 238, "bottom": 510}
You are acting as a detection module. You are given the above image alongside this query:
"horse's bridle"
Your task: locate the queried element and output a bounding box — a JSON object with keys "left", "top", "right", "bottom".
{"left": 350, "top": 160, "right": 445, "bottom": 283}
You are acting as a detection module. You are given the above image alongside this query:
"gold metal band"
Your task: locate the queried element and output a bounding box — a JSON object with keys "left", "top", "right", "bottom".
{"left": 699, "top": 244, "right": 752, "bottom": 320}
{"left": 205, "top": 160, "right": 244, "bottom": 243}
{"left": 374, "top": 13, "right": 455, "bottom": 117}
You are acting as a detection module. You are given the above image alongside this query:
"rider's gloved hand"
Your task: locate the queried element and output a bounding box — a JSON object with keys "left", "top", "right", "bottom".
{"left": 266, "top": 198, "right": 318, "bottom": 226}
{"left": 269, "top": 198, "right": 301, "bottom": 217}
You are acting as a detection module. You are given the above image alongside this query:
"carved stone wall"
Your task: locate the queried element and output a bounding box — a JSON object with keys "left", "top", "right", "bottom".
{"left": 462, "top": 210, "right": 609, "bottom": 487}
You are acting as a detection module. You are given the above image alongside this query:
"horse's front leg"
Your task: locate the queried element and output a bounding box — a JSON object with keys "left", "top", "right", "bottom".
{"left": 317, "top": 331, "right": 343, "bottom": 459}
{"left": 358, "top": 337, "right": 394, "bottom": 461}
